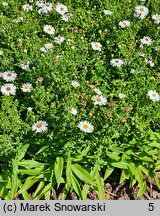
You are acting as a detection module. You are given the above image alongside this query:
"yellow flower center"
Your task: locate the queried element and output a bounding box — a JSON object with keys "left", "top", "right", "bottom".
{"left": 83, "top": 124, "right": 89, "bottom": 129}
{"left": 95, "top": 43, "right": 99, "bottom": 48}
{"left": 140, "top": 8, "right": 144, "bottom": 12}
{"left": 152, "top": 93, "right": 156, "bottom": 97}
{"left": 36, "top": 123, "right": 42, "bottom": 128}
{"left": 6, "top": 87, "right": 11, "bottom": 91}
{"left": 24, "top": 85, "right": 29, "bottom": 90}
{"left": 7, "top": 73, "right": 12, "bottom": 77}
{"left": 60, "top": 7, "right": 64, "bottom": 11}
{"left": 96, "top": 98, "right": 102, "bottom": 102}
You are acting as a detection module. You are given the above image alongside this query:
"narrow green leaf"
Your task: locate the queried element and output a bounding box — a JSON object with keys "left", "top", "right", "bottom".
{"left": 81, "top": 184, "right": 90, "bottom": 200}
{"left": 104, "top": 167, "right": 114, "bottom": 180}
{"left": 10, "top": 160, "right": 19, "bottom": 199}
{"left": 70, "top": 174, "right": 83, "bottom": 200}
{"left": 71, "top": 164, "right": 96, "bottom": 186}
{"left": 18, "top": 160, "right": 45, "bottom": 169}
{"left": 66, "top": 158, "right": 72, "bottom": 187}
{"left": 96, "top": 172, "right": 105, "bottom": 200}
{"left": 61, "top": 184, "right": 70, "bottom": 200}
{"left": 34, "top": 183, "right": 52, "bottom": 200}
{"left": 35, "top": 146, "right": 49, "bottom": 155}
{"left": 54, "top": 157, "right": 64, "bottom": 188}
{"left": 137, "top": 181, "right": 147, "bottom": 197}
{"left": 44, "top": 190, "right": 51, "bottom": 200}
{"left": 135, "top": 166, "right": 144, "bottom": 188}
{"left": 18, "top": 177, "right": 39, "bottom": 194}
{"left": 34, "top": 181, "right": 45, "bottom": 198}
{"left": 111, "top": 161, "right": 128, "bottom": 169}
{"left": 21, "top": 191, "right": 32, "bottom": 200}
{"left": 18, "top": 167, "right": 44, "bottom": 175}
{"left": 16, "top": 144, "right": 30, "bottom": 161}
{"left": 107, "top": 152, "right": 120, "bottom": 161}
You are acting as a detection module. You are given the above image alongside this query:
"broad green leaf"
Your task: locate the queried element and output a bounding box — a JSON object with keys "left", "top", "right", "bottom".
{"left": 71, "top": 164, "right": 96, "bottom": 186}
{"left": 137, "top": 181, "right": 147, "bottom": 197}
{"left": 54, "top": 157, "right": 64, "bottom": 188}
{"left": 104, "top": 167, "right": 114, "bottom": 180}
{"left": 111, "top": 161, "right": 128, "bottom": 169}
{"left": 96, "top": 172, "right": 105, "bottom": 200}
{"left": 70, "top": 174, "right": 83, "bottom": 200}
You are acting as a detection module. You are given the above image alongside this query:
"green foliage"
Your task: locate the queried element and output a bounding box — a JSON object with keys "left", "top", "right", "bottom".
{"left": 0, "top": 0, "right": 160, "bottom": 199}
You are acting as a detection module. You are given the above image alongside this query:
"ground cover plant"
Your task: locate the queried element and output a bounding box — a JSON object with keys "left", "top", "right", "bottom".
{"left": 0, "top": 0, "right": 160, "bottom": 200}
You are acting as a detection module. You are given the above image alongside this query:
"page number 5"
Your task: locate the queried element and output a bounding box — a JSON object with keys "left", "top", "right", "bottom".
{"left": 148, "top": 203, "right": 154, "bottom": 211}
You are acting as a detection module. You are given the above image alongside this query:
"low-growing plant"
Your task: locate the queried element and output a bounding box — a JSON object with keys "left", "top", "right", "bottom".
{"left": 0, "top": 0, "right": 160, "bottom": 199}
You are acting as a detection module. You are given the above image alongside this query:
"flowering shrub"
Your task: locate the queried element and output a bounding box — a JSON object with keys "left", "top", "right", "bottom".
{"left": 0, "top": 0, "right": 160, "bottom": 200}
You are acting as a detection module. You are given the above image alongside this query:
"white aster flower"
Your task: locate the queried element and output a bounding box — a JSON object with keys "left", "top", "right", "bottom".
{"left": 119, "top": 20, "right": 130, "bottom": 28}
{"left": 104, "top": 10, "right": 113, "bottom": 15}
{"left": 22, "top": 4, "right": 33, "bottom": 12}
{"left": 134, "top": 5, "right": 149, "bottom": 19}
{"left": 68, "top": 107, "right": 78, "bottom": 115}
{"left": 43, "top": 2, "right": 53, "bottom": 12}
{"left": 92, "top": 95, "right": 107, "bottom": 105}
{"left": 29, "top": 0, "right": 34, "bottom": 3}
{"left": 2, "top": 71, "right": 17, "bottom": 82}
{"left": 44, "top": 43, "right": 54, "bottom": 50}
{"left": 140, "top": 36, "right": 152, "bottom": 46}
{"left": 110, "top": 59, "right": 124, "bottom": 67}
{"left": 71, "top": 81, "right": 80, "bottom": 88}
{"left": 36, "top": 0, "right": 45, "bottom": 8}
{"left": 130, "top": 69, "right": 135, "bottom": 74}
{"left": 56, "top": 3, "right": 68, "bottom": 15}
{"left": 21, "top": 83, "right": 32, "bottom": 92}
{"left": 40, "top": 47, "right": 47, "bottom": 53}
{"left": 54, "top": 35, "right": 65, "bottom": 44}
{"left": 78, "top": 121, "right": 94, "bottom": 133}
{"left": 93, "top": 88, "right": 102, "bottom": 95}
{"left": 148, "top": 90, "right": 160, "bottom": 102}
{"left": 1, "top": 83, "right": 16, "bottom": 95}
{"left": 32, "top": 120, "right": 48, "bottom": 133}
{"left": 61, "top": 13, "right": 72, "bottom": 22}
{"left": 27, "top": 107, "right": 33, "bottom": 112}
{"left": 21, "top": 61, "right": 30, "bottom": 70}
{"left": 118, "top": 93, "right": 126, "bottom": 99}
{"left": 0, "top": 50, "right": 3, "bottom": 56}
{"left": 3, "top": 2, "right": 9, "bottom": 6}
{"left": 152, "top": 14, "right": 160, "bottom": 24}
{"left": 91, "top": 42, "right": 102, "bottom": 51}
{"left": 44, "top": 25, "right": 55, "bottom": 35}
{"left": 145, "top": 59, "right": 155, "bottom": 67}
